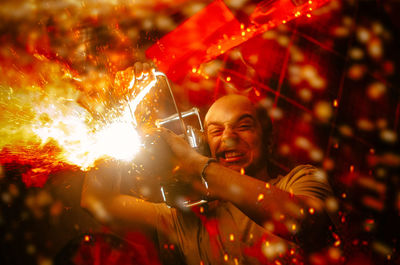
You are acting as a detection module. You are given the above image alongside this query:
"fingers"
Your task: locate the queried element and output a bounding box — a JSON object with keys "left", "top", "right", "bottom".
{"left": 134, "top": 62, "right": 154, "bottom": 79}
{"left": 143, "top": 127, "right": 183, "bottom": 147}
{"left": 133, "top": 62, "right": 143, "bottom": 78}
{"left": 156, "top": 127, "right": 178, "bottom": 140}
{"left": 142, "top": 62, "right": 151, "bottom": 73}
{"left": 142, "top": 126, "right": 165, "bottom": 136}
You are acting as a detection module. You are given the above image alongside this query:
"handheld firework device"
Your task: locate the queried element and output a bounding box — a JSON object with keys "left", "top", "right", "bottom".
{"left": 156, "top": 107, "right": 210, "bottom": 208}
{"left": 154, "top": 72, "right": 210, "bottom": 208}
{"left": 121, "top": 70, "right": 210, "bottom": 208}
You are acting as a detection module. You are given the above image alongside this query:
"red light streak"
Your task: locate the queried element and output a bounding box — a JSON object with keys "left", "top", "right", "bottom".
{"left": 147, "top": 0, "right": 331, "bottom": 82}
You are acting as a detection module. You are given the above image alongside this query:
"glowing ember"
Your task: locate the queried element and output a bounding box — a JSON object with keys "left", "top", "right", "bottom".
{"left": 224, "top": 253, "right": 229, "bottom": 261}
{"left": 83, "top": 235, "right": 91, "bottom": 242}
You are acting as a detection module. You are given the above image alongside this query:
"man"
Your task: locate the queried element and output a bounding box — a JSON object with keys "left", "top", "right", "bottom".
{"left": 81, "top": 63, "right": 334, "bottom": 264}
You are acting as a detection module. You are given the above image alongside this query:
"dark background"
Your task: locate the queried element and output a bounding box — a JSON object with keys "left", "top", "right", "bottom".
{"left": 0, "top": 0, "right": 399, "bottom": 264}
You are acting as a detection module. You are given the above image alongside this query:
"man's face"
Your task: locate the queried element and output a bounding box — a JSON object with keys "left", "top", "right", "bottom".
{"left": 205, "top": 96, "right": 264, "bottom": 175}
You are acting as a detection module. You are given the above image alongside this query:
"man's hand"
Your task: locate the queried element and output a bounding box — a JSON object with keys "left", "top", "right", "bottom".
{"left": 145, "top": 128, "right": 208, "bottom": 185}
{"left": 133, "top": 61, "right": 153, "bottom": 78}
{"left": 114, "top": 61, "right": 156, "bottom": 97}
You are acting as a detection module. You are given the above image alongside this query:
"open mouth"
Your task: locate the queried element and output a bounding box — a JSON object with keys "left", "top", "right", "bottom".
{"left": 219, "top": 150, "right": 245, "bottom": 163}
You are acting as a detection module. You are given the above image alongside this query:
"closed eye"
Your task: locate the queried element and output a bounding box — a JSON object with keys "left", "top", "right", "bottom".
{"left": 235, "top": 121, "right": 254, "bottom": 131}
{"left": 208, "top": 127, "right": 223, "bottom": 136}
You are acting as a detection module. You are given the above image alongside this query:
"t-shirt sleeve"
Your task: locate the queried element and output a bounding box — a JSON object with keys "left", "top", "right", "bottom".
{"left": 154, "top": 205, "right": 189, "bottom": 264}
{"left": 273, "top": 165, "right": 333, "bottom": 201}
{"left": 154, "top": 203, "right": 176, "bottom": 239}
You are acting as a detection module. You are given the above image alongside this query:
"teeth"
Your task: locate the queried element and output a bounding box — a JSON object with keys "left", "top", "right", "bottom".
{"left": 225, "top": 151, "right": 242, "bottom": 158}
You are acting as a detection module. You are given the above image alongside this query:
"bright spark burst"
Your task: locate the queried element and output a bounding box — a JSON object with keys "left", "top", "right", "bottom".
{"left": 32, "top": 69, "right": 159, "bottom": 169}
{"left": 0, "top": 61, "right": 161, "bottom": 186}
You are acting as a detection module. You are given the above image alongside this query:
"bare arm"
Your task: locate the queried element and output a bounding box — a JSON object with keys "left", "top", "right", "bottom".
{"left": 158, "top": 128, "right": 333, "bottom": 245}
{"left": 80, "top": 160, "right": 161, "bottom": 235}
{"left": 81, "top": 61, "right": 164, "bottom": 233}
{"left": 201, "top": 161, "right": 332, "bottom": 242}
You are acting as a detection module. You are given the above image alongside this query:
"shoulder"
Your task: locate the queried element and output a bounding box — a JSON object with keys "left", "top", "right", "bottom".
{"left": 271, "top": 164, "right": 318, "bottom": 187}
{"left": 272, "top": 165, "right": 332, "bottom": 200}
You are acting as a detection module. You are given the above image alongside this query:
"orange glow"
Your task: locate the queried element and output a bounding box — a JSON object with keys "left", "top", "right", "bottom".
{"left": 291, "top": 224, "right": 296, "bottom": 231}
{"left": 172, "top": 165, "right": 181, "bottom": 174}
{"left": 229, "top": 233, "right": 235, "bottom": 241}
{"left": 200, "top": 206, "right": 204, "bottom": 213}
{"left": 0, "top": 65, "right": 161, "bottom": 187}
{"left": 226, "top": 76, "right": 231, "bottom": 82}
{"left": 309, "top": 208, "right": 315, "bottom": 214}
{"left": 257, "top": 193, "right": 264, "bottom": 202}
{"left": 84, "top": 235, "right": 90, "bottom": 242}
{"left": 307, "top": 14, "right": 311, "bottom": 18}
{"left": 224, "top": 253, "right": 229, "bottom": 261}
{"left": 240, "top": 168, "right": 245, "bottom": 175}
{"left": 350, "top": 165, "right": 355, "bottom": 172}
{"left": 289, "top": 188, "right": 294, "bottom": 197}
{"left": 333, "top": 99, "right": 338, "bottom": 107}
{"left": 265, "top": 183, "right": 270, "bottom": 189}
{"left": 369, "top": 148, "right": 375, "bottom": 154}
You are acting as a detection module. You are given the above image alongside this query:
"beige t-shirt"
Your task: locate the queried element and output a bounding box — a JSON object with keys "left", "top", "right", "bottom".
{"left": 154, "top": 165, "right": 332, "bottom": 265}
